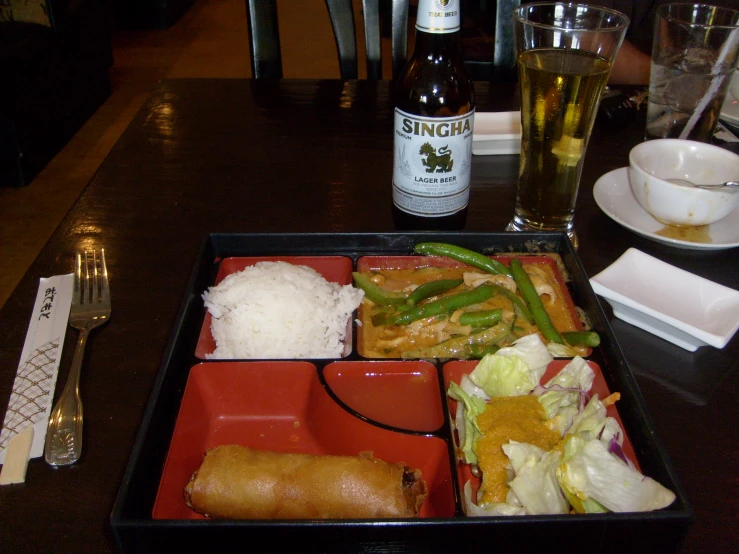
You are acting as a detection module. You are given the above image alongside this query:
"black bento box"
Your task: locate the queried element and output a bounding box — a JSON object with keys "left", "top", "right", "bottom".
{"left": 110, "top": 232, "right": 692, "bottom": 553}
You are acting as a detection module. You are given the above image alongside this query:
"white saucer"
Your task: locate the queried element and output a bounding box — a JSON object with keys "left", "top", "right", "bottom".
{"left": 593, "top": 167, "right": 739, "bottom": 250}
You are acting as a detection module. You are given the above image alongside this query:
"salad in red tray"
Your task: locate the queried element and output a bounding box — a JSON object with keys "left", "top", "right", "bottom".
{"left": 447, "top": 334, "right": 676, "bottom": 516}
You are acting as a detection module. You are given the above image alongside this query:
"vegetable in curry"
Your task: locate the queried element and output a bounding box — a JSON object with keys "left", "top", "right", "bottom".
{"left": 354, "top": 244, "right": 595, "bottom": 359}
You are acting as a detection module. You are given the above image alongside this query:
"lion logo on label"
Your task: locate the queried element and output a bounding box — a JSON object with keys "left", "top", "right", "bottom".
{"left": 419, "top": 143, "right": 453, "bottom": 173}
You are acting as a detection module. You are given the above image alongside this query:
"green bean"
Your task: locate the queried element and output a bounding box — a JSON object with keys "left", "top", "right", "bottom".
{"left": 406, "top": 279, "right": 463, "bottom": 306}
{"left": 414, "top": 242, "right": 512, "bottom": 276}
{"left": 371, "top": 304, "right": 411, "bottom": 315}
{"left": 468, "top": 344, "right": 502, "bottom": 358}
{"left": 373, "top": 284, "right": 496, "bottom": 326}
{"left": 370, "top": 311, "right": 391, "bottom": 327}
{"left": 562, "top": 331, "right": 601, "bottom": 347}
{"left": 371, "top": 309, "right": 422, "bottom": 326}
{"left": 402, "top": 321, "right": 512, "bottom": 358}
{"left": 488, "top": 283, "right": 534, "bottom": 324}
{"left": 509, "top": 258, "right": 564, "bottom": 344}
{"left": 458, "top": 308, "right": 503, "bottom": 327}
{"left": 352, "top": 272, "right": 407, "bottom": 306}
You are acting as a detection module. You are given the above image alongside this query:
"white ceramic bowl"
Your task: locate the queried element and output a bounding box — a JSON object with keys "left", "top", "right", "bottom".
{"left": 628, "top": 139, "right": 739, "bottom": 226}
{"left": 590, "top": 248, "right": 739, "bottom": 351}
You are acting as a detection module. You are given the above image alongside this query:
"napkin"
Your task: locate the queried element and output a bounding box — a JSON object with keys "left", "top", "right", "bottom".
{"left": 472, "top": 111, "right": 522, "bottom": 155}
{"left": 0, "top": 274, "right": 73, "bottom": 482}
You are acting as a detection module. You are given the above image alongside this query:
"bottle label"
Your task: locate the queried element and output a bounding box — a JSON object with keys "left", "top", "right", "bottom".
{"left": 393, "top": 108, "right": 474, "bottom": 218}
{"left": 416, "top": 0, "right": 461, "bottom": 34}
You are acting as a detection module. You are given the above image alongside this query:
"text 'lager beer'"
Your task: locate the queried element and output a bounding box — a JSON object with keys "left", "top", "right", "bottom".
{"left": 392, "top": 0, "right": 474, "bottom": 230}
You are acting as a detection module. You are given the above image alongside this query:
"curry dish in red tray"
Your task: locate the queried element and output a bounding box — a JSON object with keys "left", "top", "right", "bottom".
{"left": 356, "top": 252, "right": 592, "bottom": 359}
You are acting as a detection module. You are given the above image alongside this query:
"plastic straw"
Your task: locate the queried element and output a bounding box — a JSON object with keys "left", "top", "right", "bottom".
{"left": 679, "top": 27, "right": 739, "bottom": 139}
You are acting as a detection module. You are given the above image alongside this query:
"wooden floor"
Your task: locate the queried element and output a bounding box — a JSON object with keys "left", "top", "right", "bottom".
{"left": 0, "top": 0, "right": 357, "bottom": 309}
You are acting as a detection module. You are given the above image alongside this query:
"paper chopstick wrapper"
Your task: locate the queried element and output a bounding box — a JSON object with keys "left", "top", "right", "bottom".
{"left": 0, "top": 274, "right": 73, "bottom": 483}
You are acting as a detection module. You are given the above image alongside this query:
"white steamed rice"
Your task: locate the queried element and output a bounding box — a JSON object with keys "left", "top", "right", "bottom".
{"left": 202, "top": 261, "right": 364, "bottom": 359}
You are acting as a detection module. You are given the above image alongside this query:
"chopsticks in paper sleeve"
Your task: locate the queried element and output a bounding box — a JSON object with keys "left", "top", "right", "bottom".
{"left": 0, "top": 274, "right": 73, "bottom": 483}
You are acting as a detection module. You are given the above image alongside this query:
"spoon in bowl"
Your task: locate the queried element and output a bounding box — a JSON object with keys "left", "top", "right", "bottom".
{"left": 667, "top": 178, "right": 739, "bottom": 190}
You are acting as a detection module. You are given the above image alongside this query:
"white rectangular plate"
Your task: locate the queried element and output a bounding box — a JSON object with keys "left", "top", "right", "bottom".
{"left": 590, "top": 248, "right": 739, "bottom": 351}
{"left": 472, "top": 111, "right": 521, "bottom": 155}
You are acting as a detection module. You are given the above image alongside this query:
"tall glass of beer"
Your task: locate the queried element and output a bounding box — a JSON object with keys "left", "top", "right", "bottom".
{"left": 506, "top": 3, "right": 629, "bottom": 248}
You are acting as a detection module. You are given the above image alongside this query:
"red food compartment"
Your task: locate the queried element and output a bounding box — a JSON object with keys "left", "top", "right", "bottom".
{"left": 153, "top": 361, "right": 455, "bottom": 520}
{"left": 355, "top": 255, "right": 588, "bottom": 358}
{"left": 323, "top": 360, "right": 444, "bottom": 432}
{"left": 443, "top": 359, "right": 637, "bottom": 512}
{"left": 195, "top": 256, "right": 356, "bottom": 359}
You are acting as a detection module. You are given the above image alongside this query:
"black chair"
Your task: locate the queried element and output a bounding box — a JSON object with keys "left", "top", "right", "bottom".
{"left": 245, "top": 0, "right": 519, "bottom": 82}
{"left": 246, "top": 0, "right": 409, "bottom": 80}
{"left": 463, "top": 0, "right": 520, "bottom": 82}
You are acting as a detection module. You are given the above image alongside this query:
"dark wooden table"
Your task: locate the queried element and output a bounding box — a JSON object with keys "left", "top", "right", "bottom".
{"left": 1, "top": 79, "right": 737, "bottom": 553}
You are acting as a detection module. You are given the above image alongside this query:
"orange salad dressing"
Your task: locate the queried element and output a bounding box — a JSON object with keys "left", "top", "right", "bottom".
{"left": 475, "top": 395, "right": 561, "bottom": 504}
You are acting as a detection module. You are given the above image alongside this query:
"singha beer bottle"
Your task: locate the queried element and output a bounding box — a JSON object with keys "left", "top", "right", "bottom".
{"left": 392, "top": 0, "right": 474, "bottom": 230}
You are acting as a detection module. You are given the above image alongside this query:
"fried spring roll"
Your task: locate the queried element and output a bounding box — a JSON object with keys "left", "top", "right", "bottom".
{"left": 183, "top": 445, "right": 427, "bottom": 519}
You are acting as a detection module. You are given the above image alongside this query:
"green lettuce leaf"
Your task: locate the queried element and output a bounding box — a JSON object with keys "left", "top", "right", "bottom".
{"left": 462, "top": 482, "right": 526, "bottom": 516}
{"left": 469, "top": 354, "right": 534, "bottom": 398}
{"left": 536, "top": 356, "right": 594, "bottom": 435}
{"left": 503, "top": 441, "right": 569, "bottom": 515}
{"left": 448, "top": 381, "right": 487, "bottom": 464}
{"left": 568, "top": 394, "right": 623, "bottom": 445}
{"left": 557, "top": 438, "right": 676, "bottom": 512}
{"left": 495, "top": 333, "right": 553, "bottom": 379}
{"left": 468, "top": 334, "right": 552, "bottom": 398}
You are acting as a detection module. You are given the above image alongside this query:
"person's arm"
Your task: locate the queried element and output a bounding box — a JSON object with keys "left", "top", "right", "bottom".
{"left": 608, "top": 39, "right": 652, "bottom": 84}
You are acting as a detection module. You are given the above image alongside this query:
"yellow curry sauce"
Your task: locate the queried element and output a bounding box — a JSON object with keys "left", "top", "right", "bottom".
{"left": 475, "top": 395, "right": 561, "bottom": 504}
{"left": 359, "top": 262, "right": 582, "bottom": 358}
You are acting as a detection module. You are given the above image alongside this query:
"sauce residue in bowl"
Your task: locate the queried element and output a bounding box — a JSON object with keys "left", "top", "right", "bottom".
{"left": 656, "top": 224, "right": 712, "bottom": 243}
{"left": 475, "top": 395, "right": 561, "bottom": 504}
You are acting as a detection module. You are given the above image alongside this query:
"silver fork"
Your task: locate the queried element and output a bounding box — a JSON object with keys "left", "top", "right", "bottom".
{"left": 45, "top": 249, "right": 111, "bottom": 467}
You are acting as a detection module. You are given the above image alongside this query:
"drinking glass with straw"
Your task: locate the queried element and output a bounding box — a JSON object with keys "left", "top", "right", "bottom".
{"left": 646, "top": 3, "right": 739, "bottom": 142}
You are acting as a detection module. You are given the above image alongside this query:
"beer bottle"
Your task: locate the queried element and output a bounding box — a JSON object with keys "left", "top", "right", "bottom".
{"left": 392, "top": 0, "right": 474, "bottom": 230}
